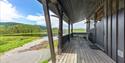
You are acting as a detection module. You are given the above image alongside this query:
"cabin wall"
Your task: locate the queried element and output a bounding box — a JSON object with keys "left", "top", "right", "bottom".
{"left": 112, "top": 13, "right": 117, "bottom": 60}
{"left": 88, "top": 0, "right": 124, "bottom": 63}
{"left": 118, "top": 9, "right": 124, "bottom": 63}
{"left": 88, "top": 19, "right": 96, "bottom": 43}
{"left": 96, "top": 18, "right": 104, "bottom": 49}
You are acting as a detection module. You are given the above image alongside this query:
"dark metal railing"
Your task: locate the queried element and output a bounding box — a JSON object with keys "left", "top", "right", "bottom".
{"left": 61, "top": 33, "right": 88, "bottom": 50}
{"left": 61, "top": 34, "right": 70, "bottom": 49}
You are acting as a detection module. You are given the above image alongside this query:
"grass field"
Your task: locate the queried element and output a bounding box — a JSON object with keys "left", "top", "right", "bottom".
{"left": 73, "top": 29, "right": 86, "bottom": 32}
{"left": 0, "top": 36, "right": 40, "bottom": 53}
{"left": 47, "top": 40, "right": 58, "bottom": 48}
{"left": 39, "top": 59, "right": 49, "bottom": 63}
{"left": 0, "top": 28, "right": 85, "bottom": 54}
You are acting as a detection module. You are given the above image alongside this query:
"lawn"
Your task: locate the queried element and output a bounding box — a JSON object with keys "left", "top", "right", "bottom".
{"left": 0, "top": 36, "right": 40, "bottom": 53}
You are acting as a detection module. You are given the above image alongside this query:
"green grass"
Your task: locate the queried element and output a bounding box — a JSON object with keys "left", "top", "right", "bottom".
{"left": 2, "top": 32, "right": 58, "bottom": 37}
{"left": 39, "top": 59, "right": 48, "bottom": 63}
{"left": 63, "top": 29, "right": 86, "bottom": 34}
{"left": 73, "top": 29, "right": 86, "bottom": 32}
{"left": 2, "top": 33, "right": 47, "bottom": 37}
{"left": 0, "top": 36, "right": 40, "bottom": 53}
{"left": 47, "top": 40, "right": 58, "bottom": 48}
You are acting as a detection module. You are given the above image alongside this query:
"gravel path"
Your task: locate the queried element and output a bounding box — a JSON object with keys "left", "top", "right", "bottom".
{"left": 0, "top": 36, "right": 57, "bottom": 63}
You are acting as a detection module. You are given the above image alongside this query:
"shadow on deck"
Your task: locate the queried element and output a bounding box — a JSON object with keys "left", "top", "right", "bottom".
{"left": 50, "top": 36, "right": 116, "bottom": 63}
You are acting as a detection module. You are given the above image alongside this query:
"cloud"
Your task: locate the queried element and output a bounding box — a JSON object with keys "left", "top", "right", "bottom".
{"left": 0, "top": 0, "right": 85, "bottom": 29}
{"left": 0, "top": 0, "right": 60, "bottom": 28}
{"left": 26, "top": 15, "right": 42, "bottom": 21}
{"left": 73, "top": 21, "right": 86, "bottom": 29}
{"left": 26, "top": 11, "right": 86, "bottom": 29}
{"left": 0, "top": 0, "right": 22, "bottom": 22}
{"left": 26, "top": 11, "right": 61, "bottom": 28}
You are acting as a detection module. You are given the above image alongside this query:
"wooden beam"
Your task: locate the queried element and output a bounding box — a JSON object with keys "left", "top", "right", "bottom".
{"left": 56, "top": 4, "right": 63, "bottom": 55}
{"left": 43, "top": 0, "right": 56, "bottom": 63}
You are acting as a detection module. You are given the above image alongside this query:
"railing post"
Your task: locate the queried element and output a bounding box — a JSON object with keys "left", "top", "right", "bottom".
{"left": 56, "top": 4, "right": 63, "bottom": 55}
{"left": 86, "top": 19, "right": 90, "bottom": 32}
{"left": 43, "top": 0, "right": 56, "bottom": 63}
{"left": 94, "top": 13, "right": 97, "bottom": 44}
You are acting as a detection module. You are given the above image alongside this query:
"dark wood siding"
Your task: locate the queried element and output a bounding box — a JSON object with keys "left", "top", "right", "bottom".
{"left": 88, "top": 0, "right": 125, "bottom": 63}
{"left": 112, "top": 13, "right": 117, "bottom": 61}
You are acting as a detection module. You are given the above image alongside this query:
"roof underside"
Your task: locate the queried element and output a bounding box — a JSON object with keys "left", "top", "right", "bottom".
{"left": 39, "top": 0, "right": 100, "bottom": 23}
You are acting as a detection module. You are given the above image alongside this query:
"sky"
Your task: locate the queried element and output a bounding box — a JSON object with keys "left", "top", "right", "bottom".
{"left": 0, "top": 0, "right": 86, "bottom": 29}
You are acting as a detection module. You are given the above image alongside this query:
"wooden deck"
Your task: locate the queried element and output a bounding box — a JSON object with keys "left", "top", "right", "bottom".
{"left": 50, "top": 37, "right": 116, "bottom": 63}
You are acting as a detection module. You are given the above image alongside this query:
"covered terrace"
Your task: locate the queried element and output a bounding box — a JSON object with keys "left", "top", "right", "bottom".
{"left": 38, "top": 0, "right": 125, "bottom": 63}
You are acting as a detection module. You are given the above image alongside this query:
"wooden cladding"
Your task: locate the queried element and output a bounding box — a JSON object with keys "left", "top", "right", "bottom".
{"left": 95, "top": 0, "right": 116, "bottom": 21}
{"left": 96, "top": 6, "right": 104, "bottom": 21}
{"left": 112, "top": 0, "right": 117, "bottom": 14}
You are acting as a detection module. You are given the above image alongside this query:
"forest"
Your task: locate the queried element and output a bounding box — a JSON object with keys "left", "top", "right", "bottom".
{"left": 0, "top": 22, "right": 46, "bottom": 34}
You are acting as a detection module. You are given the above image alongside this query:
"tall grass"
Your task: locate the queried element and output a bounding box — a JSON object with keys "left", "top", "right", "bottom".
{"left": 39, "top": 59, "right": 48, "bottom": 63}
{"left": 0, "top": 36, "right": 39, "bottom": 53}
{"left": 47, "top": 40, "right": 58, "bottom": 48}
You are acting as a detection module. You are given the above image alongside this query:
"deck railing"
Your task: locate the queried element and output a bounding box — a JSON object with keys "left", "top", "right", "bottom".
{"left": 61, "top": 33, "right": 88, "bottom": 50}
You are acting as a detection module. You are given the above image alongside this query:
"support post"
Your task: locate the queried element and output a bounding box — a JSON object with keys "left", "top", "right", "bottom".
{"left": 56, "top": 4, "right": 63, "bottom": 55}
{"left": 43, "top": 0, "right": 56, "bottom": 63}
{"left": 105, "top": 0, "right": 109, "bottom": 54}
{"left": 68, "top": 20, "right": 70, "bottom": 41}
{"left": 110, "top": 0, "right": 113, "bottom": 58}
{"left": 116, "top": 0, "right": 119, "bottom": 63}
{"left": 124, "top": 0, "right": 125, "bottom": 62}
{"left": 71, "top": 23, "right": 73, "bottom": 37}
{"left": 94, "top": 14, "right": 97, "bottom": 44}
{"left": 86, "top": 19, "right": 90, "bottom": 32}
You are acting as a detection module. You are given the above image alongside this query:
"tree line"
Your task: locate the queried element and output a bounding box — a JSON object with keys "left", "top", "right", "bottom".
{"left": 0, "top": 22, "right": 47, "bottom": 34}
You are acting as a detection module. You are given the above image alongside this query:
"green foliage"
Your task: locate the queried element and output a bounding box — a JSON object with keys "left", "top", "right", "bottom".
{"left": 0, "top": 22, "right": 59, "bottom": 36}
{"left": 0, "top": 22, "right": 46, "bottom": 34}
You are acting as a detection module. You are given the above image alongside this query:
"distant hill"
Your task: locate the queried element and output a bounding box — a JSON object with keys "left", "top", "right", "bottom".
{"left": 0, "top": 22, "right": 47, "bottom": 34}
{"left": 0, "top": 22, "right": 46, "bottom": 29}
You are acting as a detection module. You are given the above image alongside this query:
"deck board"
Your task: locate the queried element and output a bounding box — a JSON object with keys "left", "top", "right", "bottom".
{"left": 49, "top": 37, "right": 116, "bottom": 63}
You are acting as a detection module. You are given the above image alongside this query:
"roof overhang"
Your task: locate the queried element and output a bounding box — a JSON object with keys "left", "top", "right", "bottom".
{"left": 38, "top": 0, "right": 101, "bottom": 23}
